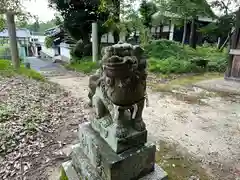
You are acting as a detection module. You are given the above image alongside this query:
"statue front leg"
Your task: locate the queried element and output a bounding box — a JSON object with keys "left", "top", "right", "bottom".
{"left": 88, "top": 90, "right": 94, "bottom": 107}
{"left": 114, "top": 106, "right": 128, "bottom": 138}
{"left": 133, "top": 99, "right": 146, "bottom": 131}
{"left": 92, "top": 94, "right": 105, "bottom": 119}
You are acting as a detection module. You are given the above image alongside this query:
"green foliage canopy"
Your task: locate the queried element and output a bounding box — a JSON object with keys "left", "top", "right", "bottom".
{"left": 200, "top": 0, "right": 240, "bottom": 43}
{"left": 0, "top": 15, "right": 5, "bottom": 31}
{"left": 44, "top": 36, "right": 54, "bottom": 48}
{"left": 139, "top": 0, "right": 157, "bottom": 29}
{"left": 48, "top": 0, "right": 109, "bottom": 42}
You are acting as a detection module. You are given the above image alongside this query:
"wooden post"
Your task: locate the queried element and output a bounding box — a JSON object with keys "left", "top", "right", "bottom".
{"left": 6, "top": 12, "right": 20, "bottom": 69}
{"left": 226, "top": 8, "right": 240, "bottom": 78}
{"left": 92, "top": 22, "right": 98, "bottom": 62}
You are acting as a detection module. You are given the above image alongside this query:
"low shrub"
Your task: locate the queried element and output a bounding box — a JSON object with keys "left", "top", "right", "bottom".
{"left": 148, "top": 57, "right": 202, "bottom": 74}
{"left": 0, "top": 60, "right": 45, "bottom": 81}
{"left": 44, "top": 36, "right": 54, "bottom": 49}
{"left": 207, "top": 58, "right": 227, "bottom": 72}
{"left": 145, "top": 40, "right": 188, "bottom": 60}
{"left": 145, "top": 39, "right": 227, "bottom": 74}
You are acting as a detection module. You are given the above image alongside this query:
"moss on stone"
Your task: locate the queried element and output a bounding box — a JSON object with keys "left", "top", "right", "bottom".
{"left": 59, "top": 167, "right": 68, "bottom": 180}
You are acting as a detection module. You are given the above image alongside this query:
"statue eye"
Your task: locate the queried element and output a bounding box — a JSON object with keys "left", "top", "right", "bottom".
{"left": 106, "top": 77, "right": 113, "bottom": 86}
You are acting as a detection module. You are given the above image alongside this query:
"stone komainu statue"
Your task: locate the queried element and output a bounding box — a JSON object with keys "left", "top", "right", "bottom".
{"left": 88, "top": 42, "right": 147, "bottom": 138}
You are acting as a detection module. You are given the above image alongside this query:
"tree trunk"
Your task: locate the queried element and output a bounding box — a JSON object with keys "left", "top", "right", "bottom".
{"left": 189, "top": 18, "right": 197, "bottom": 49}
{"left": 113, "top": 31, "right": 119, "bottom": 43}
{"left": 155, "top": 26, "right": 157, "bottom": 39}
{"left": 182, "top": 18, "right": 187, "bottom": 46}
{"left": 134, "top": 29, "right": 137, "bottom": 43}
{"left": 159, "top": 24, "right": 163, "bottom": 39}
{"left": 107, "top": 33, "right": 109, "bottom": 43}
{"left": 226, "top": 33, "right": 234, "bottom": 77}
{"left": 219, "top": 34, "right": 230, "bottom": 52}
{"left": 113, "top": 0, "right": 120, "bottom": 43}
{"left": 217, "top": 37, "right": 221, "bottom": 49}
{"left": 6, "top": 12, "right": 20, "bottom": 69}
{"left": 168, "top": 20, "right": 171, "bottom": 39}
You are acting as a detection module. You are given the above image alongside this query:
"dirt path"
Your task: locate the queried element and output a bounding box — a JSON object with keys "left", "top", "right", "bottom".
{"left": 49, "top": 74, "right": 240, "bottom": 180}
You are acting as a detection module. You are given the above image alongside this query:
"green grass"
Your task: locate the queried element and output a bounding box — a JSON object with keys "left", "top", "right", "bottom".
{"left": 0, "top": 60, "right": 45, "bottom": 81}
{"left": 148, "top": 72, "right": 222, "bottom": 92}
{"left": 66, "top": 56, "right": 99, "bottom": 74}
{"left": 169, "top": 72, "right": 222, "bottom": 85}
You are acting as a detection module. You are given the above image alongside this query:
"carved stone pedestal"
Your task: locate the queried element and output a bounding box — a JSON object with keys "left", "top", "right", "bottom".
{"left": 91, "top": 117, "right": 148, "bottom": 153}
{"left": 61, "top": 123, "right": 168, "bottom": 180}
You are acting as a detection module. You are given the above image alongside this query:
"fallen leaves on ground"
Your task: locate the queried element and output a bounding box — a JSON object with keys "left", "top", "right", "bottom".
{"left": 0, "top": 76, "right": 87, "bottom": 180}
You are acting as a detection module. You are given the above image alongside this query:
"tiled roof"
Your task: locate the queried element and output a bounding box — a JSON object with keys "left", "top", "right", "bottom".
{"left": 0, "top": 28, "right": 31, "bottom": 38}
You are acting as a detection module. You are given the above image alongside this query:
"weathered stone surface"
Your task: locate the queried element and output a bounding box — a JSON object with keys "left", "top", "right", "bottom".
{"left": 91, "top": 117, "right": 147, "bottom": 153}
{"left": 61, "top": 161, "right": 80, "bottom": 180}
{"left": 76, "top": 122, "right": 156, "bottom": 180}
{"left": 139, "top": 164, "right": 168, "bottom": 180}
{"left": 88, "top": 42, "right": 147, "bottom": 140}
{"left": 71, "top": 144, "right": 102, "bottom": 180}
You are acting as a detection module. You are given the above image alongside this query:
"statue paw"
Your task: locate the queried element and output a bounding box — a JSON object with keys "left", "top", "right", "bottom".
{"left": 116, "top": 126, "right": 128, "bottom": 139}
{"left": 88, "top": 100, "right": 93, "bottom": 107}
{"left": 133, "top": 120, "right": 146, "bottom": 131}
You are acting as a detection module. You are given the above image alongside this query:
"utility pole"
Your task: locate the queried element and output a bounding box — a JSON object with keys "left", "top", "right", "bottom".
{"left": 92, "top": 22, "right": 98, "bottom": 62}
{"left": 6, "top": 12, "right": 20, "bottom": 69}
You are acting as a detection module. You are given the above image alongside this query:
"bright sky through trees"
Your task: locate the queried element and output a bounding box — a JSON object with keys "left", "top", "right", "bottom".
{"left": 22, "top": 0, "right": 239, "bottom": 22}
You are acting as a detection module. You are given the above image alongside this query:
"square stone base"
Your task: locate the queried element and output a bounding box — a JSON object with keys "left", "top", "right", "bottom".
{"left": 61, "top": 122, "right": 168, "bottom": 180}
{"left": 62, "top": 161, "right": 168, "bottom": 180}
{"left": 72, "top": 122, "right": 155, "bottom": 180}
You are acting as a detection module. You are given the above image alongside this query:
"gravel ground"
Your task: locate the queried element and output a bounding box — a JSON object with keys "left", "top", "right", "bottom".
{"left": 1, "top": 55, "right": 240, "bottom": 180}
{"left": 49, "top": 74, "right": 240, "bottom": 180}
{"left": 0, "top": 76, "right": 88, "bottom": 180}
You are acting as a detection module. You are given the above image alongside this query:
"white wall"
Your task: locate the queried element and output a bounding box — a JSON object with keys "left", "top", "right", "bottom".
{"left": 41, "top": 45, "right": 55, "bottom": 57}
{"left": 169, "top": 24, "right": 175, "bottom": 41}
{"left": 60, "top": 43, "right": 71, "bottom": 62}
{"left": 60, "top": 46, "right": 70, "bottom": 59}
{"left": 151, "top": 26, "right": 171, "bottom": 33}
{"left": 101, "top": 33, "right": 115, "bottom": 43}
{"left": 39, "top": 34, "right": 116, "bottom": 62}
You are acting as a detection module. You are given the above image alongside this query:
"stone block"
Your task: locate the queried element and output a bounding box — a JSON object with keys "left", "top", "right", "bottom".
{"left": 74, "top": 122, "right": 156, "bottom": 180}
{"left": 71, "top": 144, "right": 102, "bottom": 180}
{"left": 91, "top": 118, "right": 147, "bottom": 153}
{"left": 61, "top": 161, "right": 80, "bottom": 180}
{"left": 139, "top": 164, "right": 168, "bottom": 180}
